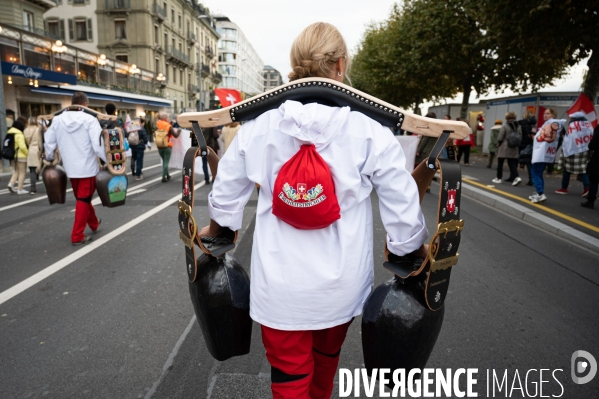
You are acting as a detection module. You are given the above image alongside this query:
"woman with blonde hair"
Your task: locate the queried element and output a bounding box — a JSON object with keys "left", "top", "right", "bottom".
{"left": 23, "top": 116, "right": 42, "bottom": 194}
{"left": 199, "top": 22, "right": 427, "bottom": 398}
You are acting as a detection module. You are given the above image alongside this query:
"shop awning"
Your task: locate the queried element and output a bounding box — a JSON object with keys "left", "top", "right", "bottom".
{"left": 148, "top": 101, "right": 171, "bottom": 107}
{"left": 29, "top": 86, "right": 170, "bottom": 107}
{"left": 121, "top": 98, "right": 148, "bottom": 105}
{"left": 31, "top": 87, "right": 121, "bottom": 102}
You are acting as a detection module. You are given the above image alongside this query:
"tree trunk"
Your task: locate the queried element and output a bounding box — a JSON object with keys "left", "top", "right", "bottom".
{"left": 583, "top": 50, "right": 599, "bottom": 103}
{"left": 460, "top": 77, "right": 472, "bottom": 121}
{"left": 413, "top": 95, "right": 421, "bottom": 115}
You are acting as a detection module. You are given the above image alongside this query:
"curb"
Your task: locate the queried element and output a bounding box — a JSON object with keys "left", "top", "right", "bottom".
{"left": 462, "top": 183, "right": 599, "bottom": 255}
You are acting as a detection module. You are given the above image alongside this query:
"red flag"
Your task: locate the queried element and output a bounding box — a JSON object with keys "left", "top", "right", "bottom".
{"left": 214, "top": 88, "right": 242, "bottom": 107}
{"left": 567, "top": 93, "right": 597, "bottom": 128}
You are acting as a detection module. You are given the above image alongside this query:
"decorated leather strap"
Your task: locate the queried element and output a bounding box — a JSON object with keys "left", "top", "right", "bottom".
{"left": 102, "top": 128, "right": 127, "bottom": 175}
{"left": 178, "top": 123, "right": 238, "bottom": 282}
{"left": 384, "top": 131, "right": 465, "bottom": 311}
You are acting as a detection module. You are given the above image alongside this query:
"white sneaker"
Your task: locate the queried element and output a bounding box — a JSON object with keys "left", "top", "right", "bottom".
{"left": 492, "top": 178, "right": 502, "bottom": 184}
{"left": 512, "top": 177, "right": 522, "bottom": 186}
{"left": 16, "top": 189, "right": 28, "bottom": 195}
{"left": 7, "top": 183, "right": 15, "bottom": 193}
{"left": 530, "top": 193, "right": 547, "bottom": 203}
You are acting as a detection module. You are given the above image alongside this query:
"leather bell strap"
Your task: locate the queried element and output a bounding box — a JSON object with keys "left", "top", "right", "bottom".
{"left": 178, "top": 126, "right": 238, "bottom": 282}
{"left": 383, "top": 130, "right": 464, "bottom": 311}
{"left": 384, "top": 159, "right": 464, "bottom": 310}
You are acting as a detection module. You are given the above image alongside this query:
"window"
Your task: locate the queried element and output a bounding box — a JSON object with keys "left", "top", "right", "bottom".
{"left": 172, "top": 65, "right": 176, "bottom": 83}
{"left": 164, "top": 33, "right": 168, "bottom": 48}
{"left": 23, "top": 11, "right": 34, "bottom": 32}
{"left": 47, "top": 19, "right": 65, "bottom": 40}
{"left": 116, "top": 54, "right": 128, "bottom": 63}
{"left": 180, "top": 69, "right": 183, "bottom": 85}
{"left": 75, "top": 19, "right": 87, "bottom": 40}
{"left": 154, "top": 25, "right": 159, "bottom": 44}
{"left": 155, "top": 58, "right": 160, "bottom": 73}
{"left": 178, "top": 15, "right": 181, "bottom": 28}
{"left": 115, "top": 20, "right": 126, "bottom": 40}
{"left": 68, "top": 18, "right": 92, "bottom": 41}
{"left": 171, "top": 8, "right": 175, "bottom": 23}
{"left": 73, "top": 0, "right": 85, "bottom": 4}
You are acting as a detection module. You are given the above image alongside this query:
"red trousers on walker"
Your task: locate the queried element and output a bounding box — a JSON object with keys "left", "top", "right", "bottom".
{"left": 70, "top": 177, "right": 99, "bottom": 242}
{"left": 261, "top": 319, "right": 352, "bottom": 399}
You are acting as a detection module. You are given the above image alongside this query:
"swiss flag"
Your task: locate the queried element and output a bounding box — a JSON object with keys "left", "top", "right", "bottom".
{"left": 214, "top": 88, "right": 242, "bottom": 107}
{"left": 567, "top": 93, "right": 597, "bottom": 128}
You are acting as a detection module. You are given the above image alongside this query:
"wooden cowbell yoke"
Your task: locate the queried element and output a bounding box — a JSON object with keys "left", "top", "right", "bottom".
{"left": 176, "top": 77, "right": 468, "bottom": 367}
{"left": 38, "top": 105, "right": 128, "bottom": 208}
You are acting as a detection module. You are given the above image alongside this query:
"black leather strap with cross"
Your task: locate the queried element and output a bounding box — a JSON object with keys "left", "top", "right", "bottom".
{"left": 177, "top": 123, "right": 238, "bottom": 282}
{"left": 384, "top": 133, "right": 464, "bottom": 311}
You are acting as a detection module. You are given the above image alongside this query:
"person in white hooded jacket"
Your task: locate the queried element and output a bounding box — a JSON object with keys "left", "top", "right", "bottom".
{"left": 199, "top": 23, "right": 428, "bottom": 399}
{"left": 44, "top": 92, "right": 106, "bottom": 245}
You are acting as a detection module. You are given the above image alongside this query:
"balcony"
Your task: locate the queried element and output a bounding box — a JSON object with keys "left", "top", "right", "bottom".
{"left": 153, "top": 4, "right": 166, "bottom": 20}
{"left": 211, "top": 72, "right": 222, "bottom": 83}
{"left": 199, "top": 64, "right": 210, "bottom": 78}
{"left": 105, "top": 0, "right": 130, "bottom": 10}
{"left": 204, "top": 46, "right": 214, "bottom": 58}
{"left": 187, "top": 84, "right": 199, "bottom": 93}
{"left": 187, "top": 32, "right": 196, "bottom": 44}
{"left": 167, "top": 46, "right": 190, "bottom": 65}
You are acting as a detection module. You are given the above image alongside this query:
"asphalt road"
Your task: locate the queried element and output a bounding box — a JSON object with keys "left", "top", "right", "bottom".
{"left": 1, "top": 151, "right": 598, "bottom": 399}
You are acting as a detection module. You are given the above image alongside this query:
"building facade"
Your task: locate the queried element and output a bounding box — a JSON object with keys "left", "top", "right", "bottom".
{"left": 214, "top": 15, "right": 263, "bottom": 99}
{"left": 0, "top": 0, "right": 55, "bottom": 36}
{"left": 43, "top": 0, "right": 99, "bottom": 54}
{"left": 95, "top": 0, "right": 220, "bottom": 114}
{"left": 263, "top": 65, "right": 282, "bottom": 91}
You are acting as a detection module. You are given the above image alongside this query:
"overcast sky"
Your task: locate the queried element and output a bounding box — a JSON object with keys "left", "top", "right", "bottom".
{"left": 200, "top": 0, "right": 587, "bottom": 110}
{"left": 201, "top": 0, "right": 398, "bottom": 82}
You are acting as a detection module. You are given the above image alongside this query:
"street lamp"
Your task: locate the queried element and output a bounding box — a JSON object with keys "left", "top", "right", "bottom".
{"left": 97, "top": 54, "right": 107, "bottom": 66}
{"left": 52, "top": 40, "right": 67, "bottom": 72}
{"left": 197, "top": 15, "right": 210, "bottom": 111}
{"left": 129, "top": 63, "right": 140, "bottom": 91}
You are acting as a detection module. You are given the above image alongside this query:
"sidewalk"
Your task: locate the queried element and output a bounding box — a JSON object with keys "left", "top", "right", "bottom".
{"left": 458, "top": 152, "right": 599, "bottom": 253}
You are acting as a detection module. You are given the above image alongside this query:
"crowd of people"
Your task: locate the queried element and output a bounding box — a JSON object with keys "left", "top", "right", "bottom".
{"left": 474, "top": 108, "right": 597, "bottom": 208}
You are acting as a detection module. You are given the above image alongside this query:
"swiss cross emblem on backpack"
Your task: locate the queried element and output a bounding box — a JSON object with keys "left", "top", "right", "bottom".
{"left": 272, "top": 144, "right": 340, "bottom": 229}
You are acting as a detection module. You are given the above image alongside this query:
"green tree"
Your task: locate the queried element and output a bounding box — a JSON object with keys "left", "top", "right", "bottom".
{"left": 352, "top": 0, "right": 581, "bottom": 120}
{"left": 480, "top": 0, "right": 599, "bottom": 101}
{"left": 350, "top": 5, "right": 457, "bottom": 114}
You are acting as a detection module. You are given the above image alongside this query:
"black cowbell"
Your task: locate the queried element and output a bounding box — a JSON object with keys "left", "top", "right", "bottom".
{"left": 42, "top": 164, "right": 67, "bottom": 205}
{"left": 362, "top": 272, "right": 445, "bottom": 380}
{"left": 188, "top": 252, "right": 252, "bottom": 361}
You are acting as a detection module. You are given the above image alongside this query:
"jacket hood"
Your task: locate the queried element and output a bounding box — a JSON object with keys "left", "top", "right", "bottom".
{"left": 56, "top": 111, "right": 93, "bottom": 134}
{"left": 277, "top": 100, "right": 350, "bottom": 147}
{"left": 7, "top": 127, "right": 22, "bottom": 134}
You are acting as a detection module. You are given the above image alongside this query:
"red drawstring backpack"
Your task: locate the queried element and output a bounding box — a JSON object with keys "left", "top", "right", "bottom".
{"left": 272, "top": 144, "right": 340, "bottom": 229}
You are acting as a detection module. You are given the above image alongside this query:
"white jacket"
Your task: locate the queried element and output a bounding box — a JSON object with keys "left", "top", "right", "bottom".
{"left": 209, "top": 100, "right": 428, "bottom": 330}
{"left": 44, "top": 110, "right": 106, "bottom": 178}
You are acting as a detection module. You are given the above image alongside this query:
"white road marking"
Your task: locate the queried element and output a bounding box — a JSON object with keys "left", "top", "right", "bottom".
{"left": 0, "top": 179, "right": 32, "bottom": 195}
{"left": 126, "top": 188, "right": 147, "bottom": 196}
{"left": 0, "top": 163, "right": 164, "bottom": 213}
{"left": 0, "top": 181, "right": 203, "bottom": 306}
{"left": 144, "top": 315, "right": 197, "bottom": 399}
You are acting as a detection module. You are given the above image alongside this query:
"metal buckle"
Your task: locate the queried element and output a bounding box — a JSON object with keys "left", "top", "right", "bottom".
{"left": 178, "top": 200, "right": 197, "bottom": 249}
{"left": 428, "top": 219, "right": 464, "bottom": 273}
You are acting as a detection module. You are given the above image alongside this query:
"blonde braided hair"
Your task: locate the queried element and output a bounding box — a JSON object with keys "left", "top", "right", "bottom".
{"left": 288, "top": 22, "right": 350, "bottom": 81}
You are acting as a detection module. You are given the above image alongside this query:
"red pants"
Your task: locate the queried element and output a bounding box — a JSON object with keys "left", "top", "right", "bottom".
{"left": 261, "top": 319, "right": 352, "bottom": 399}
{"left": 70, "top": 177, "right": 99, "bottom": 242}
